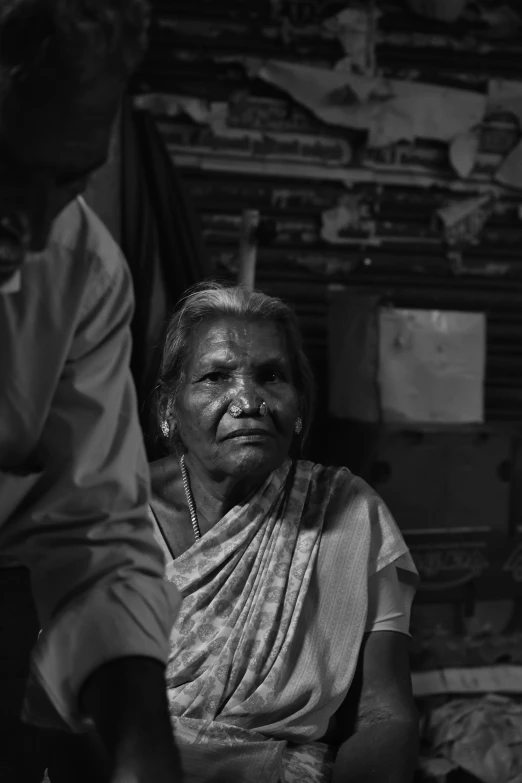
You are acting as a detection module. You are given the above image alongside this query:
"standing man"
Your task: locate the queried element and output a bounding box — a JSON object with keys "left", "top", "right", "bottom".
{"left": 0, "top": 1, "right": 182, "bottom": 780}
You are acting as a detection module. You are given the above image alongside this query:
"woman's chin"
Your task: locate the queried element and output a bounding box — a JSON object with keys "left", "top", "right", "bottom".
{"left": 224, "top": 446, "right": 284, "bottom": 478}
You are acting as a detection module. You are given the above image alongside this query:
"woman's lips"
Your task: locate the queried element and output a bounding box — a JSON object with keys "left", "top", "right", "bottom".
{"left": 223, "top": 428, "right": 273, "bottom": 440}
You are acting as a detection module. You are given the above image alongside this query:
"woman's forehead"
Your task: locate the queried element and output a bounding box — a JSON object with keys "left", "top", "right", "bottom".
{"left": 189, "top": 317, "right": 289, "bottom": 364}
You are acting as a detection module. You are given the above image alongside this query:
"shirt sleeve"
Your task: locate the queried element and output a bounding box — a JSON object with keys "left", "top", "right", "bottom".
{"left": 0, "top": 244, "right": 180, "bottom": 730}
{"left": 364, "top": 557, "right": 416, "bottom": 636}
{"left": 349, "top": 474, "right": 419, "bottom": 636}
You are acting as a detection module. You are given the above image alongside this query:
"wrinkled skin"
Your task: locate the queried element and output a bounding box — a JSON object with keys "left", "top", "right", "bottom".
{"left": 175, "top": 317, "right": 301, "bottom": 487}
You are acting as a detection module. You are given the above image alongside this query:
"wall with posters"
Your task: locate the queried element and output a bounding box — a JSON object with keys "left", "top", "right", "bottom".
{"left": 135, "top": 0, "right": 522, "bottom": 424}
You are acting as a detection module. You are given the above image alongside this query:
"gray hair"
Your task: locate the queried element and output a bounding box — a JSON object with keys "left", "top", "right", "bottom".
{"left": 0, "top": 0, "right": 150, "bottom": 96}
{"left": 155, "top": 281, "right": 316, "bottom": 451}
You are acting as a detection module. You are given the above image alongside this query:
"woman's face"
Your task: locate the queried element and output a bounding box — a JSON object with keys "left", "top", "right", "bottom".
{"left": 175, "top": 317, "right": 300, "bottom": 481}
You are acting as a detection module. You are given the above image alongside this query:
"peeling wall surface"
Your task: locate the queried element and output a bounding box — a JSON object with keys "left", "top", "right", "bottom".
{"left": 134, "top": 0, "right": 522, "bottom": 431}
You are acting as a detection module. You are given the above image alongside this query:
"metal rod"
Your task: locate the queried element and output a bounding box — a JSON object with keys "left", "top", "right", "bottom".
{"left": 237, "top": 209, "right": 260, "bottom": 292}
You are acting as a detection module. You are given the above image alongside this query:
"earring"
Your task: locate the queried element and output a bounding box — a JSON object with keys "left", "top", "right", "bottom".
{"left": 161, "top": 420, "right": 170, "bottom": 438}
{"left": 294, "top": 417, "right": 303, "bottom": 435}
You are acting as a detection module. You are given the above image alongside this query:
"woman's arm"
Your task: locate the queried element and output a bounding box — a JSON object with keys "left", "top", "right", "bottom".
{"left": 332, "top": 631, "right": 419, "bottom": 783}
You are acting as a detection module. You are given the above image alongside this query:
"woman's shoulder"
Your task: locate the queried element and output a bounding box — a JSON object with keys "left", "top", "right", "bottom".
{"left": 294, "top": 459, "right": 382, "bottom": 525}
{"left": 296, "top": 459, "right": 376, "bottom": 501}
{"left": 298, "top": 460, "right": 410, "bottom": 573}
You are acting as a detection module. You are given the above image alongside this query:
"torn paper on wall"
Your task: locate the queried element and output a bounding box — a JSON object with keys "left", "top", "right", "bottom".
{"left": 496, "top": 142, "right": 522, "bottom": 189}
{"left": 487, "top": 79, "right": 522, "bottom": 188}
{"left": 156, "top": 16, "right": 247, "bottom": 39}
{"left": 244, "top": 59, "right": 486, "bottom": 147}
{"left": 437, "top": 194, "right": 496, "bottom": 247}
{"left": 266, "top": 0, "right": 330, "bottom": 45}
{"left": 478, "top": 2, "right": 522, "bottom": 38}
{"left": 134, "top": 93, "right": 228, "bottom": 128}
{"left": 321, "top": 194, "right": 376, "bottom": 244}
{"left": 160, "top": 121, "right": 353, "bottom": 168}
{"left": 227, "top": 95, "right": 318, "bottom": 134}
{"left": 378, "top": 308, "right": 486, "bottom": 424}
{"left": 296, "top": 253, "right": 359, "bottom": 277}
{"left": 213, "top": 251, "right": 239, "bottom": 275}
{"left": 329, "top": 299, "right": 486, "bottom": 424}
{"left": 448, "top": 249, "right": 511, "bottom": 277}
{"left": 488, "top": 79, "right": 522, "bottom": 117}
{"left": 449, "top": 131, "right": 480, "bottom": 179}
{"left": 137, "top": 92, "right": 354, "bottom": 167}
{"left": 323, "top": 6, "right": 379, "bottom": 76}
{"left": 269, "top": 0, "right": 319, "bottom": 26}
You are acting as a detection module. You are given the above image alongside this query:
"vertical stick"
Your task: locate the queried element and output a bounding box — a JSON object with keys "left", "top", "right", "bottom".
{"left": 237, "top": 209, "right": 260, "bottom": 292}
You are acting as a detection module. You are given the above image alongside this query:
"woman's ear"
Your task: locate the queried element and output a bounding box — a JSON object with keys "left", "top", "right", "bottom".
{"left": 167, "top": 405, "right": 185, "bottom": 454}
{"left": 159, "top": 397, "right": 175, "bottom": 439}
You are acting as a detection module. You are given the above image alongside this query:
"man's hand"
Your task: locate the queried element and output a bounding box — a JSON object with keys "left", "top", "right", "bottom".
{"left": 80, "top": 656, "right": 183, "bottom": 783}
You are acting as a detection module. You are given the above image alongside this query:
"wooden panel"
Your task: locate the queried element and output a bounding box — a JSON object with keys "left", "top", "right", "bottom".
{"left": 370, "top": 428, "right": 511, "bottom": 536}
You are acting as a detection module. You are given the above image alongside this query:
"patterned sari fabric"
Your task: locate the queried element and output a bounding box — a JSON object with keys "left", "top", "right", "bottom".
{"left": 160, "top": 459, "right": 416, "bottom": 783}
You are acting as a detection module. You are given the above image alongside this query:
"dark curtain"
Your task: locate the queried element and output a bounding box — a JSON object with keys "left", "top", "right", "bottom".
{"left": 119, "top": 97, "right": 209, "bottom": 458}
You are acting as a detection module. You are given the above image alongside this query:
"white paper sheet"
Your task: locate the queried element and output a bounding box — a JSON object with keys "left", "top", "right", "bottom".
{"left": 247, "top": 58, "right": 486, "bottom": 148}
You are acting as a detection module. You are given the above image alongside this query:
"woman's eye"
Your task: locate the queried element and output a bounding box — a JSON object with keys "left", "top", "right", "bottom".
{"left": 260, "top": 370, "right": 283, "bottom": 384}
{"left": 204, "top": 371, "right": 227, "bottom": 383}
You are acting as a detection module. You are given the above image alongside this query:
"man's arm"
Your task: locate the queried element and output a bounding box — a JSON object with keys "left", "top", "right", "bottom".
{"left": 0, "top": 242, "right": 181, "bottom": 778}
{"left": 333, "top": 631, "right": 419, "bottom": 783}
{"left": 80, "top": 657, "right": 181, "bottom": 782}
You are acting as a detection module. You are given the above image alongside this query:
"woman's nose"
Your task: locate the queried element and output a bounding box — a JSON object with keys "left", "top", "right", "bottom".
{"left": 231, "top": 379, "right": 263, "bottom": 415}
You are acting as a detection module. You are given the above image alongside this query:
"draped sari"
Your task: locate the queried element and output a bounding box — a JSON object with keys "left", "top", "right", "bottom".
{"left": 154, "top": 460, "right": 417, "bottom": 782}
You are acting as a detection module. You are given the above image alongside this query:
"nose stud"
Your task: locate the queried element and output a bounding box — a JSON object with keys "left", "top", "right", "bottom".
{"left": 227, "top": 400, "right": 269, "bottom": 418}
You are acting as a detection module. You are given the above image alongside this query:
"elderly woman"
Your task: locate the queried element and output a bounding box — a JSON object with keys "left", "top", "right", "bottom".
{"left": 149, "top": 282, "right": 419, "bottom": 783}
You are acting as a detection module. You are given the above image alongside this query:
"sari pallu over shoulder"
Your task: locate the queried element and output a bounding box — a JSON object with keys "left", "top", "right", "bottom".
{"left": 160, "top": 460, "right": 416, "bottom": 782}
